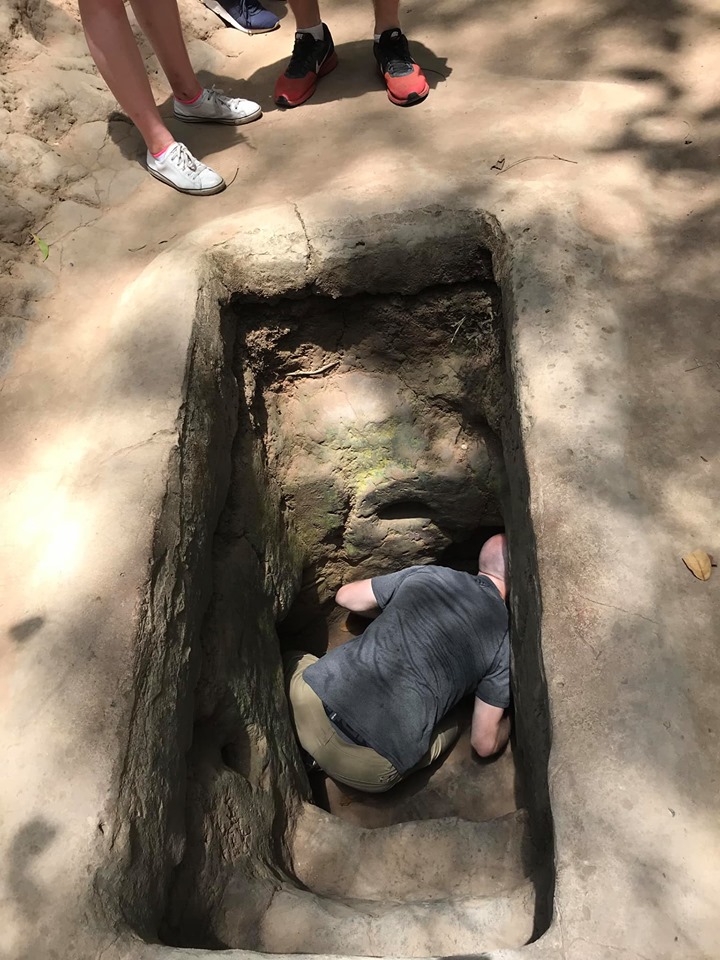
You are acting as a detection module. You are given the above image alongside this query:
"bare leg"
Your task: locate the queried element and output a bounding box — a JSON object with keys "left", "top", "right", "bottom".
{"left": 372, "top": 0, "right": 400, "bottom": 34}
{"left": 128, "top": 0, "right": 202, "bottom": 103}
{"left": 287, "top": 0, "right": 322, "bottom": 29}
{"left": 78, "top": 0, "right": 173, "bottom": 154}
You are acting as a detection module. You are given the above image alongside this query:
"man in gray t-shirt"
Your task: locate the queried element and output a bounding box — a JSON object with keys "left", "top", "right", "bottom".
{"left": 284, "top": 534, "right": 510, "bottom": 793}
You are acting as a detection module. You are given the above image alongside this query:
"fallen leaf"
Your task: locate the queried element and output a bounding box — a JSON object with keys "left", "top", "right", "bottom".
{"left": 31, "top": 234, "right": 50, "bottom": 261}
{"left": 682, "top": 549, "right": 713, "bottom": 581}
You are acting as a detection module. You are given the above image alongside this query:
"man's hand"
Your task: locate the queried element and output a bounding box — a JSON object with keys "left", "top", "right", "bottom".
{"left": 335, "top": 579, "right": 381, "bottom": 618}
{"left": 470, "top": 697, "right": 510, "bottom": 758}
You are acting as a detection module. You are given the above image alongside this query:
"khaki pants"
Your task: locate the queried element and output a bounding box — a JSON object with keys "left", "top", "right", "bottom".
{"left": 284, "top": 651, "right": 461, "bottom": 794}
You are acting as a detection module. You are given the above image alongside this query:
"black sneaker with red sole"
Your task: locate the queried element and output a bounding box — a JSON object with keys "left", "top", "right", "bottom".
{"left": 374, "top": 28, "right": 429, "bottom": 106}
{"left": 274, "top": 24, "right": 338, "bottom": 107}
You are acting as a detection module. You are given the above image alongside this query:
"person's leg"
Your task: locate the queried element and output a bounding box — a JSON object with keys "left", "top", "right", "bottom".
{"left": 320, "top": 736, "right": 401, "bottom": 793}
{"left": 288, "top": 0, "right": 322, "bottom": 30}
{"left": 127, "top": 0, "right": 202, "bottom": 103}
{"left": 78, "top": 0, "right": 173, "bottom": 154}
{"left": 339, "top": 709, "right": 461, "bottom": 791}
{"left": 372, "top": 0, "right": 400, "bottom": 35}
{"left": 371, "top": 0, "right": 429, "bottom": 106}
{"left": 284, "top": 650, "right": 334, "bottom": 759}
{"left": 283, "top": 650, "right": 400, "bottom": 792}
{"left": 130, "top": 0, "right": 262, "bottom": 125}
{"left": 316, "top": 708, "right": 460, "bottom": 794}
{"left": 274, "top": 0, "right": 337, "bottom": 107}
{"left": 79, "top": 0, "right": 226, "bottom": 194}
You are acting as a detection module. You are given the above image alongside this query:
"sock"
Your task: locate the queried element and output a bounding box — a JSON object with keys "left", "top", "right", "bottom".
{"left": 175, "top": 89, "right": 203, "bottom": 105}
{"left": 374, "top": 33, "right": 381, "bottom": 41}
{"left": 375, "top": 27, "right": 401, "bottom": 41}
{"left": 297, "top": 22, "right": 324, "bottom": 40}
{"left": 151, "top": 142, "right": 175, "bottom": 159}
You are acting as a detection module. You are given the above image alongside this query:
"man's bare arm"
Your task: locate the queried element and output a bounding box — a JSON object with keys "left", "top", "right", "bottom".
{"left": 470, "top": 697, "right": 510, "bottom": 758}
{"left": 335, "top": 579, "right": 381, "bottom": 617}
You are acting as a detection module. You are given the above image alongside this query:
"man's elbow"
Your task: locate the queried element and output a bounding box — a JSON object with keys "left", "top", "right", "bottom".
{"left": 335, "top": 585, "right": 354, "bottom": 610}
{"left": 472, "top": 720, "right": 510, "bottom": 758}
{"left": 471, "top": 735, "right": 499, "bottom": 758}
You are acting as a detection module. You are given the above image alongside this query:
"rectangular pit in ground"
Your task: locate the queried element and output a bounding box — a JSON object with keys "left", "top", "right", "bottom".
{"left": 159, "top": 272, "right": 553, "bottom": 953}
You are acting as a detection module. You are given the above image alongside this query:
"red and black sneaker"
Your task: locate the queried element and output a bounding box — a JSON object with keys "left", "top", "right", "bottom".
{"left": 373, "top": 28, "right": 429, "bottom": 106}
{"left": 274, "top": 24, "right": 338, "bottom": 108}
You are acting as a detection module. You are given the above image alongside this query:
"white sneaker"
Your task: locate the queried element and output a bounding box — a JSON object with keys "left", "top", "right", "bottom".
{"left": 174, "top": 88, "right": 262, "bottom": 125}
{"left": 146, "top": 141, "right": 225, "bottom": 196}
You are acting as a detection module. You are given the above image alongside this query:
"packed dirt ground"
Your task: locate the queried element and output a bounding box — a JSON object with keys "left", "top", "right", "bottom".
{"left": 2, "top": 1, "right": 720, "bottom": 959}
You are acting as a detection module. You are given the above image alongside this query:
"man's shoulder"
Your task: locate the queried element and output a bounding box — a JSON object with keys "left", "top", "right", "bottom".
{"left": 424, "top": 566, "right": 485, "bottom": 587}
{"left": 387, "top": 565, "right": 486, "bottom": 589}
{"left": 372, "top": 564, "right": 462, "bottom": 608}
{"left": 404, "top": 563, "right": 468, "bottom": 579}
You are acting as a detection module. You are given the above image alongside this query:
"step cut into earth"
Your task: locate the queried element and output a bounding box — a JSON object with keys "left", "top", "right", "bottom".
{"left": 154, "top": 253, "right": 554, "bottom": 954}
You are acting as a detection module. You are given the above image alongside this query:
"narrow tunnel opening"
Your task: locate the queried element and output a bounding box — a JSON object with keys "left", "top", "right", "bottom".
{"left": 374, "top": 500, "right": 436, "bottom": 521}
{"left": 161, "top": 267, "right": 553, "bottom": 956}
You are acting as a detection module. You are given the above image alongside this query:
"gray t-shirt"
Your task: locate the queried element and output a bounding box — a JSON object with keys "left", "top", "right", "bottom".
{"left": 303, "top": 565, "right": 510, "bottom": 774}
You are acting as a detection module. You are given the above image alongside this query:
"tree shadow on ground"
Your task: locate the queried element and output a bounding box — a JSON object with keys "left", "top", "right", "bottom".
{"left": 3, "top": 817, "right": 60, "bottom": 960}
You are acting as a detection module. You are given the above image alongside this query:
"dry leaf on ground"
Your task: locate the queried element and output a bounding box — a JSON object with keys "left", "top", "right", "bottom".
{"left": 682, "top": 549, "right": 713, "bottom": 581}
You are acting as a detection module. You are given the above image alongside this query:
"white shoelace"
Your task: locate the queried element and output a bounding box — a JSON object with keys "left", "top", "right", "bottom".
{"left": 167, "top": 142, "right": 202, "bottom": 178}
{"left": 206, "top": 87, "right": 243, "bottom": 111}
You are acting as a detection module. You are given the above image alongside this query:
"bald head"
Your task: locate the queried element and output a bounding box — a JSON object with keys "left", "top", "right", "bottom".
{"left": 478, "top": 534, "right": 509, "bottom": 589}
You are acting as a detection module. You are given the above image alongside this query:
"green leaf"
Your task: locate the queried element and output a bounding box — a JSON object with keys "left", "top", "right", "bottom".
{"left": 32, "top": 234, "right": 50, "bottom": 261}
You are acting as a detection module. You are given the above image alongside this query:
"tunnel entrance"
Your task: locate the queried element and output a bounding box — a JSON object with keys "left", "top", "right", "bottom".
{"left": 161, "top": 268, "right": 552, "bottom": 955}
